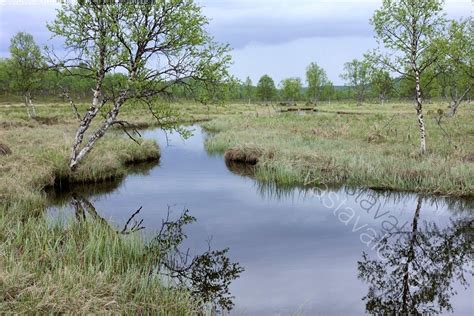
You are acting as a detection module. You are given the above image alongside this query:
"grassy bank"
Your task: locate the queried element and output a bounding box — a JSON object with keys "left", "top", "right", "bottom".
{"left": 0, "top": 213, "right": 197, "bottom": 314}
{"left": 0, "top": 124, "right": 159, "bottom": 208}
{"left": 204, "top": 102, "right": 474, "bottom": 197}
{"left": 0, "top": 103, "right": 200, "bottom": 313}
{"left": 1, "top": 100, "right": 472, "bottom": 312}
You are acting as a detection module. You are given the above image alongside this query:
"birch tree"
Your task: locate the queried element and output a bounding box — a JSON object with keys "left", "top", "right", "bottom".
{"left": 305, "top": 62, "right": 328, "bottom": 104}
{"left": 434, "top": 18, "right": 473, "bottom": 116}
{"left": 340, "top": 59, "right": 372, "bottom": 105}
{"left": 9, "top": 32, "right": 43, "bottom": 118}
{"left": 243, "top": 76, "right": 254, "bottom": 105}
{"left": 370, "top": 69, "right": 394, "bottom": 105}
{"left": 279, "top": 77, "right": 302, "bottom": 103}
{"left": 371, "top": 0, "right": 446, "bottom": 154}
{"left": 48, "top": 1, "right": 231, "bottom": 170}
{"left": 256, "top": 74, "right": 276, "bottom": 103}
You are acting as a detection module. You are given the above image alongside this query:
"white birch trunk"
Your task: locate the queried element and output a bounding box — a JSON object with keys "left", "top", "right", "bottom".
{"left": 24, "top": 92, "right": 36, "bottom": 119}
{"left": 414, "top": 71, "right": 427, "bottom": 154}
{"left": 24, "top": 95, "right": 32, "bottom": 119}
{"left": 69, "top": 94, "right": 127, "bottom": 170}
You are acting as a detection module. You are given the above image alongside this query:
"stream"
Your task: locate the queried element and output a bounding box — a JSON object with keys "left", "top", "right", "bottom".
{"left": 47, "top": 126, "right": 473, "bottom": 315}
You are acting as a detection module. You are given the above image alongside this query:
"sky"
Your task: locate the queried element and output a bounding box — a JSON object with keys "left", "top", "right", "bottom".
{"left": 0, "top": 0, "right": 472, "bottom": 85}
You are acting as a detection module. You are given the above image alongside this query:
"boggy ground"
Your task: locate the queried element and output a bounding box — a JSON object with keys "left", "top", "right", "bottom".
{"left": 204, "top": 102, "right": 474, "bottom": 197}
{"left": 1, "top": 99, "right": 472, "bottom": 313}
{"left": 0, "top": 101, "right": 248, "bottom": 313}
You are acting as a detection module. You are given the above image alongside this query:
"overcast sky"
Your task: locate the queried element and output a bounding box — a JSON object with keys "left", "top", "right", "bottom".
{"left": 0, "top": 0, "right": 471, "bottom": 85}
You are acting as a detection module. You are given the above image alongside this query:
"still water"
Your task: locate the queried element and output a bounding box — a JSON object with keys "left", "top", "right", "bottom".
{"left": 47, "top": 126, "right": 473, "bottom": 315}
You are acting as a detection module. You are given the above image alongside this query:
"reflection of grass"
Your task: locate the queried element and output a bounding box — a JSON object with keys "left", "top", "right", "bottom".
{"left": 204, "top": 103, "right": 474, "bottom": 197}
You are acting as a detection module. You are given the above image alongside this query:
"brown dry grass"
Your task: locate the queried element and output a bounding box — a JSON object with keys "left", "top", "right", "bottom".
{"left": 205, "top": 102, "right": 474, "bottom": 197}
{"left": 224, "top": 146, "right": 264, "bottom": 165}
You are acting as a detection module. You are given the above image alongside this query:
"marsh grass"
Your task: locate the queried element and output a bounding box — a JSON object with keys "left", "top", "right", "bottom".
{"left": 0, "top": 209, "right": 198, "bottom": 314}
{"left": 0, "top": 121, "right": 200, "bottom": 313}
{"left": 204, "top": 103, "right": 474, "bottom": 196}
{"left": 1, "top": 100, "right": 472, "bottom": 312}
{"left": 0, "top": 124, "right": 159, "bottom": 207}
{"left": 0, "top": 100, "right": 259, "bottom": 313}
{"left": 0, "top": 102, "right": 200, "bottom": 313}
{"left": 0, "top": 100, "right": 262, "bottom": 128}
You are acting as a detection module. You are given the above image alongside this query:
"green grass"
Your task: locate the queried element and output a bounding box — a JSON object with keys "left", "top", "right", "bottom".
{"left": 204, "top": 102, "right": 474, "bottom": 197}
{"left": 1, "top": 99, "right": 473, "bottom": 312}
{"left": 0, "top": 124, "right": 159, "bottom": 208}
{"left": 0, "top": 100, "right": 263, "bottom": 128}
{"left": 0, "top": 103, "right": 195, "bottom": 313}
{"left": 0, "top": 100, "right": 258, "bottom": 313}
{"left": 0, "top": 210, "right": 197, "bottom": 314}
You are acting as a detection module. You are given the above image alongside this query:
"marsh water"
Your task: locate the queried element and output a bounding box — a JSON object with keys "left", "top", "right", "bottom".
{"left": 47, "top": 126, "right": 473, "bottom": 315}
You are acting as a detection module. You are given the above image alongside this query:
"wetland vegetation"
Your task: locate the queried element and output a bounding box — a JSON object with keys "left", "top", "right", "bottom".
{"left": 0, "top": 0, "right": 472, "bottom": 314}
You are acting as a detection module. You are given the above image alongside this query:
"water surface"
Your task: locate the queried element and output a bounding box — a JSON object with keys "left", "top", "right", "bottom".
{"left": 47, "top": 126, "right": 473, "bottom": 315}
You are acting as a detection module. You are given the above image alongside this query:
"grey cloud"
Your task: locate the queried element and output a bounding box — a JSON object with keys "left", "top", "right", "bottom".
{"left": 208, "top": 19, "right": 374, "bottom": 49}
{"left": 0, "top": 5, "right": 58, "bottom": 56}
{"left": 201, "top": 0, "right": 378, "bottom": 49}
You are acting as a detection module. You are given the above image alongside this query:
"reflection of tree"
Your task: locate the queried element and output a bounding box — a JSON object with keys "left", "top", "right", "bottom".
{"left": 146, "top": 207, "right": 244, "bottom": 312}
{"left": 71, "top": 193, "right": 145, "bottom": 234}
{"left": 358, "top": 196, "right": 473, "bottom": 315}
{"left": 69, "top": 194, "right": 243, "bottom": 313}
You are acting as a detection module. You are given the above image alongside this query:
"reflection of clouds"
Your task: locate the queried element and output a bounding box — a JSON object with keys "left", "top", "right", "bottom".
{"left": 45, "top": 125, "right": 473, "bottom": 315}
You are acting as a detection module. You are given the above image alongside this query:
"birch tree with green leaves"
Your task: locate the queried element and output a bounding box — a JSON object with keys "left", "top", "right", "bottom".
{"left": 47, "top": 0, "right": 231, "bottom": 170}
{"left": 243, "top": 76, "right": 254, "bottom": 105}
{"left": 370, "top": 0, "right": 446, "bottom": 154}
{"left": 279, "top": 77, "right": 302, "bottom": 103}
{"left": 9, "top": 32, "right": 44, "bottom": 118}
{"left": 256, "top": 74, "right": 276, "bottom": 103}
{"left": 434, "top": 18, "right": 473, "bottom": 116}
{"left": 340, "top": 59, "right": 373, "bottom": 105}
{"left": 370, "top": 69, "right": 394, "bottom": 105}
{"left": 305, "top": 62, "right": 328, "bottom": 104}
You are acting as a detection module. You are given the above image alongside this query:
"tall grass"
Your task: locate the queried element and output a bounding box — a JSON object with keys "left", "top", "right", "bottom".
{"left": 0, "top": 106, "right": 200, "bottom": 313}
{"left": 204, "top": 104, "right": 474, "bottom": 196}
{"left": 0, "top": 208, "right": 198, "bottom": 314}
{"left": 0, "top": 124, "right": 159, "bottom": 206}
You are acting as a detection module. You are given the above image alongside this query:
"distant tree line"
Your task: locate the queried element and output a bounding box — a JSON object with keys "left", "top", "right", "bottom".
{"left": 2, "top": 53, "right": 470, "bottom": 107}
{"left": 1, "top": 24, "right": 471, "bottom": 109}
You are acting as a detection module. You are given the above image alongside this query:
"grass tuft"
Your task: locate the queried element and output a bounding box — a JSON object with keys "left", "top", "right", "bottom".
{"left": 224, "top": 145, "right": 265, "bottom": 165}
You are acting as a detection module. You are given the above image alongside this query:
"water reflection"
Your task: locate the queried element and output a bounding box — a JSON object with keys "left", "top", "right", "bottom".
{"left": 225, "top": 160, "right": 256, "bottom": 178}
{"left": 67, "top": 194, "right": 244, "bottom": 313}
{"left": 358, "top": 196, "right": 473, "bottom": 315}
{"left": 46, "top": 126, "right": 473, "bottom": 315}
{"left": 48, "top": 160, "right": 160, "bottom": 206}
